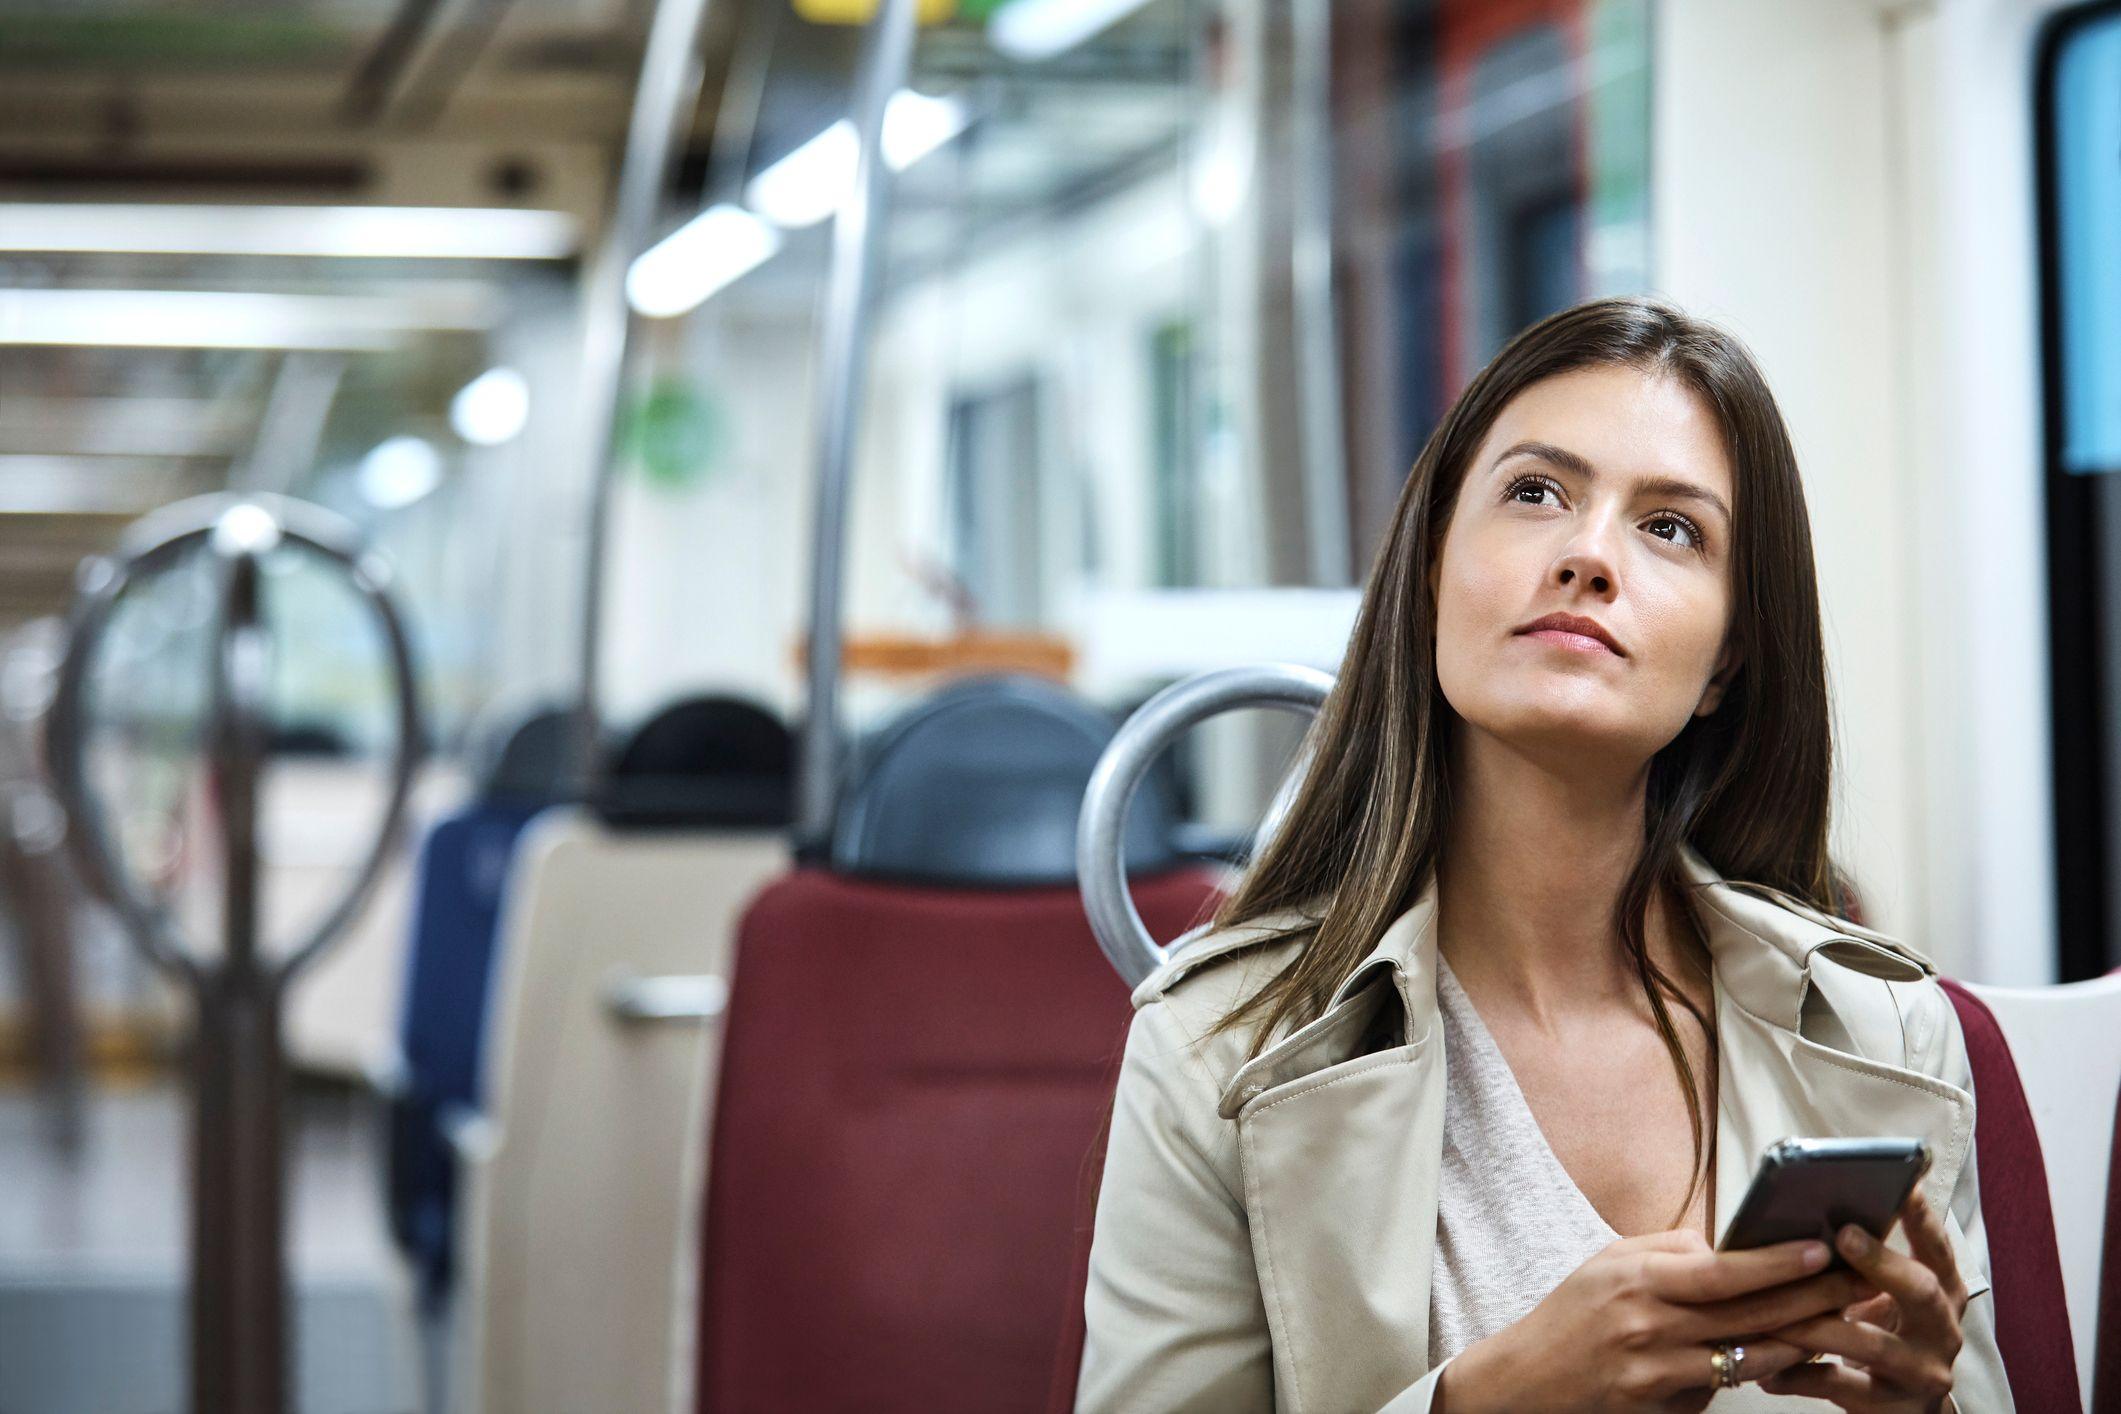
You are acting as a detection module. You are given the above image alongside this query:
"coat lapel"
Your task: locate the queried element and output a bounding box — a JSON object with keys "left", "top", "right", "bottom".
{"left": 1223, "top": 841, "right": 1981, "bottom": 1413}
{"left": 1682, "top": 843, "right": 1984, "bottom": 1298}
{"left": 1224, "top": 888, "right": 1447, "bottom": 1413}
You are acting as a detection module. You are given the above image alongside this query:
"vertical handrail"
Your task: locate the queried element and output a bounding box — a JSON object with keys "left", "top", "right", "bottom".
{"left": 43, "top": 492, "right": 424, "bottom": 1414}
{"left": 195, "top": 529, "right": 280, "bottom": 1414}
{"left": 795, "top": 0, "right": 924, "bottom": 852}
{"left": 0, "top": 622, "right": 86, "bottom": 1154}
{"left": 571, "top": 0, "right": 723, "bottom": 801}
{"left": 1290, "top": 0, "right": 1350, "bottom": 586}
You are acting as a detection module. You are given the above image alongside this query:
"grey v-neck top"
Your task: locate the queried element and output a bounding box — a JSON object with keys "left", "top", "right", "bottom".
{"left": 1428, "top": 952, "right": 1622, "bottom": 1366}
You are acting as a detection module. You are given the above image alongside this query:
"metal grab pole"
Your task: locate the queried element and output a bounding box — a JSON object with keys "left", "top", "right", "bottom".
{"left": 0, "top": 783, "right": 84, "bottom": 1154}
{"left": 195, "top": 536, "right": 283, "bottom": 1414}
{"left": 1289, "top": 0, "right": 1350, "bottom": 587}
{"left": 0, "top": 625, "right": 85, "bottom": 1153}
{"left": 1077, "top": 664, "right": 1332, "bottom": 988}
{"left": 43, "top": 494, "right": 423, "bottom": 1414}
{"left": 571, "top": 0, "right": 723, "bottom": 802}
{"left": 795, "top": 0, "right": 923, "bottom": 854}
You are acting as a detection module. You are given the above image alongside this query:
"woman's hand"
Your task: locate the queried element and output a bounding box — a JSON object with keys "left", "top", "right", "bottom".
{"left": 1436, "top": 1227, "right": 1882, "bottom": 1414}
{"left": 1753, "top": 1186, "right": 1966, "bottom": 1412}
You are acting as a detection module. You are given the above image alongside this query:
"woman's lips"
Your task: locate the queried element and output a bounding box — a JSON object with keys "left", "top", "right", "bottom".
{"left": 1520, "top": 628, "right": 1620, "bottom": 656}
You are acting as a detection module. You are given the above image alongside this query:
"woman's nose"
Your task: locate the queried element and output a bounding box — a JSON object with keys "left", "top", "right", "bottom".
{"left": 1554, "top": 514, "right": 1625, "bottom": 594}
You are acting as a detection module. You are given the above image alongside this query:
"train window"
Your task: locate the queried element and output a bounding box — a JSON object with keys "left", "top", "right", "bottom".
{"left": 945, "top": 376, "right": 1047, "bottom": 625}
{"left": 847, "top": 0, "right": 1242, "bottom": 743}
{"left": 846, "top": 0, "right": 1655, "bottom": 622}
{"left": 2038, "top": 0, "right": 2121, "bottom": 978}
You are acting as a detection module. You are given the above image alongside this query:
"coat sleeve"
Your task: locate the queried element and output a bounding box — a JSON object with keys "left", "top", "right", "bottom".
{"left": 1073, "top": 997, "right": 1462, "bottom": 1414}
{"left": 1922, "top": 982, "right": 2016, "bottom": 1414}
{"left": 1075, "top": 997, "right": 1276, "bottom": 1413}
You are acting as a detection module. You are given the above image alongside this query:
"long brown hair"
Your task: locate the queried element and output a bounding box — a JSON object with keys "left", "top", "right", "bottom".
{"left": 1209, "top": 295, "right": 1863, "bottom": 1226}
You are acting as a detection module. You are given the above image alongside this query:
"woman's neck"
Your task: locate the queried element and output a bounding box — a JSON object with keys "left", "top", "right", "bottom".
{"left": 1435, "top": 730, "right": 1704, "bottom": 1034}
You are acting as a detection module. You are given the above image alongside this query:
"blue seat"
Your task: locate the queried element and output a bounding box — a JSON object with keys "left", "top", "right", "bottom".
{"left": 386, "top": 707, "right": 573, "bottom": 1302}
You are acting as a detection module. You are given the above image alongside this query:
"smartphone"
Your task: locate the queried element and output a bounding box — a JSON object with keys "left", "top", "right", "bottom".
{"left": 1716, "top": 1137, "right": 1931, "bottom": 1268}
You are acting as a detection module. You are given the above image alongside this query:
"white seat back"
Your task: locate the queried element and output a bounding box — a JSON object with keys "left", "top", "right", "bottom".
{"left": 1957, "top": 973, "right": 2121, "bottom": 1408}
{"left": 458, "top": 809, "right": 787, "bottom": 1414}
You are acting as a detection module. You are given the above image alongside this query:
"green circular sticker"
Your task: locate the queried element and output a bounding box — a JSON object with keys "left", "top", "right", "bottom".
{"left": 622, "top": 378, "right": 724, "bottom": 490}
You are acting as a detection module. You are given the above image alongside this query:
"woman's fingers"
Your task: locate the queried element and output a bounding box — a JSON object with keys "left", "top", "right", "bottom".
{"left": 1759, "top": 1356, "right": 1887, "bottom": 1407}
{"left": 1894, "top": 1186, "right": 1969, "bottom": 1313}
{"left": 1840, "top": 1290, "right": 1899, "bottom": 1330}
{"left": 1755, "top": 1203, "right": 1964, "bottom": 1407}
{"left": 1669, "top": 1268, "right": 1878, "bottom": 1343}
{"left": 1756, "top": 1290, "right": 1896, "bottom": 1370}
{"left": 1647, "top": 1335, "right": 1818, "bottom": 1395}
{"left": 1642, "top": 1237, "right": 1832, "bottom": 1303}
{"left": 1829, "top": 1214, "right": 1959, "bottom": 1343}
{"left": 1718, "top": 1336, "right": 1818, "bottom": 1383}
{"left": 1769, "top": 1310, "right": 1954, "bottom": 1402}
{"left": 1769, "top": 1311, "right": 1904, "bottom": 1371}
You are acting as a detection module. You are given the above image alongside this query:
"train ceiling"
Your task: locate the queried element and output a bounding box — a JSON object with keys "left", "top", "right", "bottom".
{"left": 0, "top": 0, "right": 1200, "bottom": 622}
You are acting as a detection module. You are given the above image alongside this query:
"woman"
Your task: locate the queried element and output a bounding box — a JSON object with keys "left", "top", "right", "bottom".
{"left": 1075, "top": 297, "right": 2010, "bottom": 1412}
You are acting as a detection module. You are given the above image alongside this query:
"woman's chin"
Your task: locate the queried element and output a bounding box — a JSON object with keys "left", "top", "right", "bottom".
{"left": 1471, "top": 710, "right": 1659, "bottom": 767}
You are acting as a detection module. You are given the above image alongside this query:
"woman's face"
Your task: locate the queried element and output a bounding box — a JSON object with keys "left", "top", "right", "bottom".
{"left": 1429, "top": 364, "right": 1742, "bottom": 773}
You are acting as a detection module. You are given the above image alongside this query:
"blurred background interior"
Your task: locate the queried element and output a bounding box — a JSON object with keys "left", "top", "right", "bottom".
{"left": 0, "top": 0, "right": 2116, "bottom": 1411}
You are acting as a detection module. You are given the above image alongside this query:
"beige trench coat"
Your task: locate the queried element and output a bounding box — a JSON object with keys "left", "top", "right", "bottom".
{"left": 1075, "top": 841, "right": 2012, "bottom": 1413}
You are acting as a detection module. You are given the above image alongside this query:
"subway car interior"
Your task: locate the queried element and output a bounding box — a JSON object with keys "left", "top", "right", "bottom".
{"left": 0, "top": 0, "right": 2118, "bottom": 1411}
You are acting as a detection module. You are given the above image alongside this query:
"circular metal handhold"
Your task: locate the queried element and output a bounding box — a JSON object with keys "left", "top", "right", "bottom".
{"left": 1077, "top": 664, "right": 1334, "bottom": 989}
{"left": 43, "top": 492, "right": 424, "bottom": 982}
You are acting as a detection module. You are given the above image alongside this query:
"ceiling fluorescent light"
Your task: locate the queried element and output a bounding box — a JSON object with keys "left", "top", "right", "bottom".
{"left": 0, "top": 204, "right": 579, "bottom": 260}
{"left": 625, "top": 204, "right": 783, "bottom": 318}
{"left": 0, "top": 289, "right": 493, "bottom": 349}
{"left": 744, "top": 90, "right": 969, "bottom": 230}
{"left": 451, "top": 367, "right": 532, "bottom": 446}
{"left": 989, "top": 0, "right": 1157, "bottom": 61}
{"left": 359, "top": 436, "right": 444, "bottom": 510}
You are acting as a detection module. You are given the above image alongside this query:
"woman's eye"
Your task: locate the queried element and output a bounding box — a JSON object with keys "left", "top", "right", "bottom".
{"left": 1506, "top": 475, "right": 1560, "bottom": 507}
{"left": 1646, "top": 514, "right": 1704, "bottom": 551}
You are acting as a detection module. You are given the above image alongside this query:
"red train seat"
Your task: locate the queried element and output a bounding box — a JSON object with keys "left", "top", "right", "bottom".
{"left": 694, "top": 675, "right": 1224, "bottom": 1413}
{"left": 695, "top": 866, "right": 1219, "bottom": 1413}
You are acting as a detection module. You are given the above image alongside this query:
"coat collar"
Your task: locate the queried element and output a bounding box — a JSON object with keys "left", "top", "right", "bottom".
{"left": 1302, "top": 838, "right": 1940, "bottom": 1039}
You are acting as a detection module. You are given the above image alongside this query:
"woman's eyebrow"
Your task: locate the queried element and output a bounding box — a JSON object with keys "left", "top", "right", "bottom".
{"left": 1495, "top": 439, "right": 1731, "bottom": 527}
